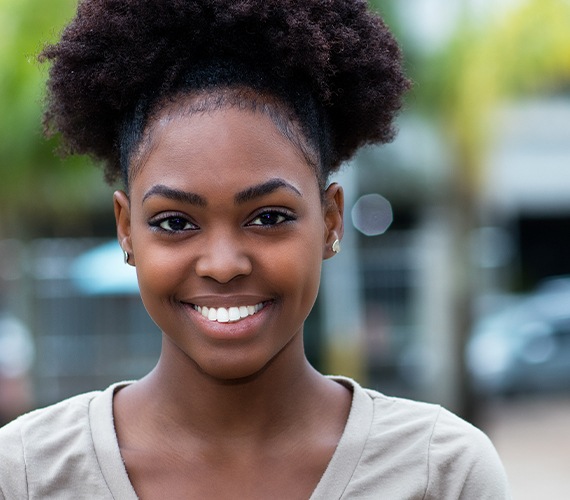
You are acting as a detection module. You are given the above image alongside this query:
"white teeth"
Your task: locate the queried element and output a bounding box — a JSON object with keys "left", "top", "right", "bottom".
{"left": 217, "top": 308, "right": 229, "bottom": 323}
{"left": 194, "top": 302, "right": 265, "bottom": 323}
{"left": 228, "top": 307, "right": 240, "bottom": 321}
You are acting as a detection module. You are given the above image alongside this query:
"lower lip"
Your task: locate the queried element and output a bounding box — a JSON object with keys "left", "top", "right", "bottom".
{"left": 182, "top": 302, "right": 272, "bottom": 341}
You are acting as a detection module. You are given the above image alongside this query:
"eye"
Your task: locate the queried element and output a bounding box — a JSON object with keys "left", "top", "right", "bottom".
{"left": 248, "top": 210, "right": 294, "bottom": 227}
{"left": 150, "top": 215, "right": 197, "bottom": 233}
{"left": 161, "top": 217, "right": 194, "bottom": 231}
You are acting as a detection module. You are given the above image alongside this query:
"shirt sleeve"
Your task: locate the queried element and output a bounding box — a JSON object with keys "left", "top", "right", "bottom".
{"left": 0, "top": 418, "right": 28, "bottom": 499}
{"left": 424, "top": 407, "right": 512, "bottom": 499}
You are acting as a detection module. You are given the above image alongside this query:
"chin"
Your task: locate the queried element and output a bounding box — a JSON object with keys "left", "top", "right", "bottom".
{"left": 196, "top": 362, "right": 272, "bottom": 385}
{"left": 192, "top": 348, "right": 286, "bottom": 384}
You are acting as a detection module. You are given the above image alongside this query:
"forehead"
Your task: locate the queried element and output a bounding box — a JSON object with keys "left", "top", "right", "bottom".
{"left": 128, "top": 89, "right": 320, "bottom": 186}
{"left": 131, "top": 106, "right": 321, "bottom": 200}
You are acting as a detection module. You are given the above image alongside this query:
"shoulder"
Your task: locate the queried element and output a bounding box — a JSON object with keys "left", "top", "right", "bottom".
{"left": 366, "top": 387, "right": 511, "bottom": 499}
{"left": 421, "top": 402, "right": 511, "bottom": 499}
{"left": 1, "top": 389, "right": 97, "bottom": 446}
{"left": 0, "top": 388, "right": 115, "bottom": 499}
{"left": 333, "top": 377, "right": 511, "bottom": 499}
{"left": 0, "top": 389, "right": 100, "bottom": 442}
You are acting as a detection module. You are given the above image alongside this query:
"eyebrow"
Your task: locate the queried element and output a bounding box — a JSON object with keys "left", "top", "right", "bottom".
{"left": 143, "top": 178, "right": 302, "bottom": 207}
{"left": 142, "top": 185, "right": 207, "bottom": 207}
{"left": 234, "top": 178, "right": 302, "bottom": 204}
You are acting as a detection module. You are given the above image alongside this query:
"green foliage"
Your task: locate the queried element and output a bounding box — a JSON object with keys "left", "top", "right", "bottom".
{"left": 0, "top": 0, "right": 111, "bottom": 235}
{"left": 368, "top": 0, "right": 423, "bottom": 84}
{"left": 418, "top": 0, "right": 570, "bottom": 186}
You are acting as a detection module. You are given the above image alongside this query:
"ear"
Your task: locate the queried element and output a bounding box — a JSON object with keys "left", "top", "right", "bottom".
{"left": 113, "top": 190, "right": 135, "bottom": 266}
{"left": 323, "top": 182, "right": 344, "bottom": 260}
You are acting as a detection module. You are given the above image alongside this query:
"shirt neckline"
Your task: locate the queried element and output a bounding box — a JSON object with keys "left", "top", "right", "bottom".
{"left": 89, "top": 381, "right": 138, "bottom": 499}
{"left": 310, "top": 377, "right": 374, "bottom": 499}
{"left": 89, "top": 377, "right": 374, "bottom": 500}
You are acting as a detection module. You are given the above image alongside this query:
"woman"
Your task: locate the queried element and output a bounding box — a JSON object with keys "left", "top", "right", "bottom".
{"left": 0, "top": 0, "right": 510, "bottom": 498}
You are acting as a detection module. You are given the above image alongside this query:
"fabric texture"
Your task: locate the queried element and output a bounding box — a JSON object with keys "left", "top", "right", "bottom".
{"left": 0, "top": 377, "right": 511, "bottom": 499}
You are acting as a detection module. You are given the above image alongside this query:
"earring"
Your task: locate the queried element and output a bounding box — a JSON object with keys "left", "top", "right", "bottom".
{"left": 332, "top": 239, "right": 341, "bottom": 254}
{"left": 123, "top": 249, "right": 130, "bottom": 265}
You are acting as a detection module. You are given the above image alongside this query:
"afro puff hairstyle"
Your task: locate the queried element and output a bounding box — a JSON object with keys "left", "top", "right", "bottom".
{"left": 40, "top": 0, "right": 410, "bottom": 186}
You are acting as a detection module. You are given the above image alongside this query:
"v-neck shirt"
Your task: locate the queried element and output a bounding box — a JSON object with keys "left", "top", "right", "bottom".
{"left": 0, "top": 377, "right": 510, "bottom": 499}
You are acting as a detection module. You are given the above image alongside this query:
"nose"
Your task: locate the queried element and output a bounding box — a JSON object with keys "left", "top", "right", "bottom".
{"left": 194, "top": 231, "right": 253, "bottom": 283}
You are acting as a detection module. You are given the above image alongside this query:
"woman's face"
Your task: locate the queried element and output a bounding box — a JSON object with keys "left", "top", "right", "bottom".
{"left": 114, "top": 103, "right": 343, "bottom": 381}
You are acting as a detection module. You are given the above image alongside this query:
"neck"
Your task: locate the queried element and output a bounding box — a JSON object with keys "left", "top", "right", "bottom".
{"left": 123, "top": 333, "right": 336, "bottom": 442}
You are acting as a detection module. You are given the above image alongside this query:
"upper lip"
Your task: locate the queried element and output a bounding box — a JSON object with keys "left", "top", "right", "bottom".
{"left": 181, "top": 295, "right": 272, "bottom": 308}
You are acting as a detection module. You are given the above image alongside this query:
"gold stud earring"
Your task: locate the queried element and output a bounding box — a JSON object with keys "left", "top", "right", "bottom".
{"left": 332, "top": 239, "right": 341, "bottom": 254}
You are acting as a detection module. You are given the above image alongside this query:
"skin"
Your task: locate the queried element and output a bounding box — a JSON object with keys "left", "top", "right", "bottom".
{"left": 112, "top": 97, "right": 351, "bottom": 499}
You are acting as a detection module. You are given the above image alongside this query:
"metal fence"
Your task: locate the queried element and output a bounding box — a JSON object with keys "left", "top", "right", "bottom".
{"left": 1, "top": 239, "right": 160, "bottom": 407}
{"left": 357, "top": 231, "right": 419, "bottom": 395}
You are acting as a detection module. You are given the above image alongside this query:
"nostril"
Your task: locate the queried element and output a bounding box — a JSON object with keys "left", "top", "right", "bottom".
{"left": 194, "top": 249, "right": 252, "bottom": 283}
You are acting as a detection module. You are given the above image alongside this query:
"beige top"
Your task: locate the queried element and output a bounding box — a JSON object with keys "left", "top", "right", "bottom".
{"left": 0, "top": 377, "right": 510, "bottom": 499}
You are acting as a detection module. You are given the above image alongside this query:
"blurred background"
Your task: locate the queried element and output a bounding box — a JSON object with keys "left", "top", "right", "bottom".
{"left": 1, "top": 0, "right": 569, "bottom": 497}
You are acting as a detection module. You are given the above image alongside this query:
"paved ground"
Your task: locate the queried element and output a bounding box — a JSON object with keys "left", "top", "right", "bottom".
{"left": 480, "top": 394, "right": 570, "bottom": 500}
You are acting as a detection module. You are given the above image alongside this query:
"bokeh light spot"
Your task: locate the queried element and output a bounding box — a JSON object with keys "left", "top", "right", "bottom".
{"left": 351, "top": 193, "right": 393, "bottom": 236}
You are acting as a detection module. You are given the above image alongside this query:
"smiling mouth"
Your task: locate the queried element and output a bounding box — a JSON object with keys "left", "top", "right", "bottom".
{"left": 193, "top": 303, "right": 265, "bottom": 323}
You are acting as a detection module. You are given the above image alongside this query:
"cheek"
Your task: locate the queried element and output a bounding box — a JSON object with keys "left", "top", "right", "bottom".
{"left": 134, "top": 243, "right": 187, "bottom": 301}
{"left": 262, "top": 227, "right": 324, "bottom": 311}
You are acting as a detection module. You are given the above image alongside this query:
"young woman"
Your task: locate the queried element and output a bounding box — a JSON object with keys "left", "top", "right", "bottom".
{"left": 0, "top": 0, "right": 510, "bottom": 498}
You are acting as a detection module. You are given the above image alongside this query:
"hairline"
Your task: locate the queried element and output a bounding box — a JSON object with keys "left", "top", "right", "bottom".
{"left": 125, "top": 88, "right": 325, "bottom": 192}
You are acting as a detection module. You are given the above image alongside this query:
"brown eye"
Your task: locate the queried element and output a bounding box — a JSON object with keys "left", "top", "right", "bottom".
{"left": 159, "top": 216, "right": 195, "bottom": 232}
{"left": 249, "top": 210, "right": 293, "bottom": 226}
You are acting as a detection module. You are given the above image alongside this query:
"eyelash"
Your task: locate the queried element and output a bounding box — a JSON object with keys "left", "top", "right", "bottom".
{"left": 148, "top": 213, "right": 198, "bottom": 234}
{"left": 247, "top": 209, "right": 296, "bottom": 227}
{"left": 148, "top": 209, "right": 296, "bottom": 234}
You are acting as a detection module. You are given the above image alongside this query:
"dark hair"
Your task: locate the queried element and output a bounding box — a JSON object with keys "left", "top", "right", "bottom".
{"left": 40, "top": 0, "right": 411, "bottom": 186}
{"left": 118, "top": 62, "right": 333, "bottom": 188}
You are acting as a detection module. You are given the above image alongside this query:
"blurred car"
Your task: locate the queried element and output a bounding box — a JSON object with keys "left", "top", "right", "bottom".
{"left": 467, "top": 276, "right": 570, "bottom": 396}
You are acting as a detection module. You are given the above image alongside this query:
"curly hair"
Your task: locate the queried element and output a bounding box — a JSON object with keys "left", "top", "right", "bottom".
{"left": 40, "top": 0, "right": 410, "bottom": 186}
